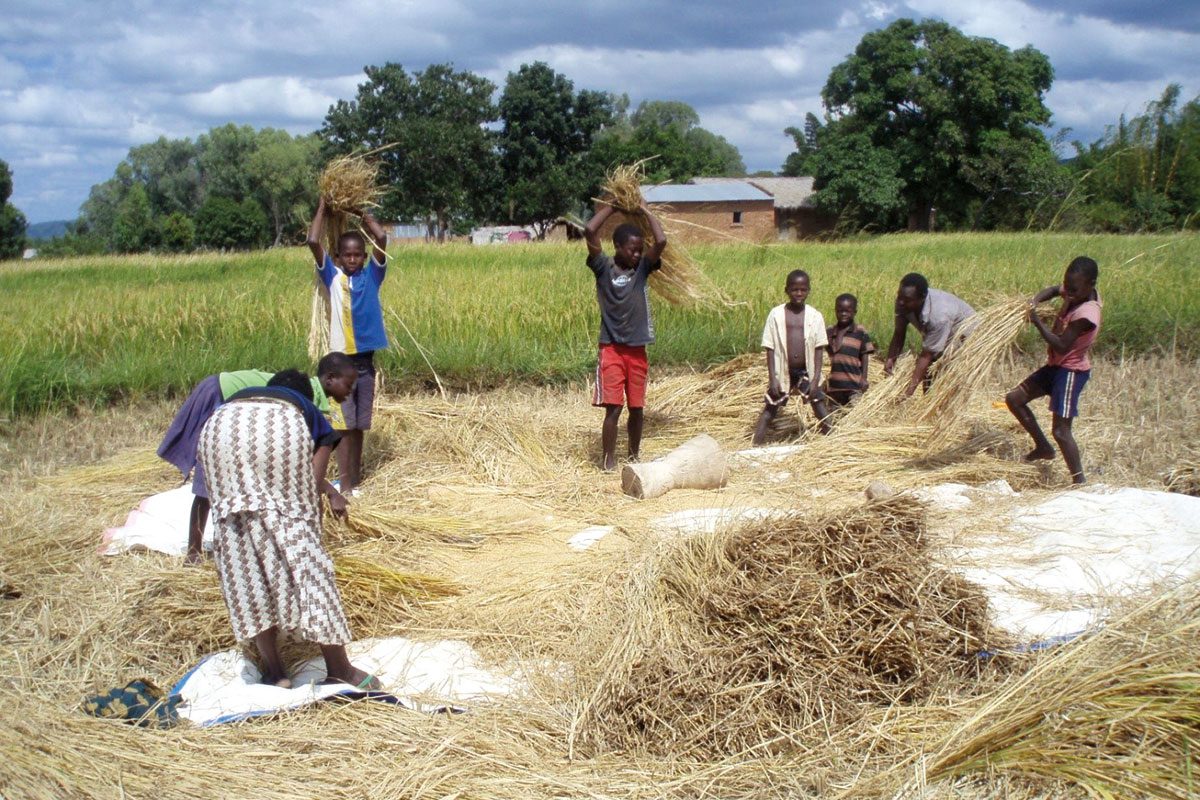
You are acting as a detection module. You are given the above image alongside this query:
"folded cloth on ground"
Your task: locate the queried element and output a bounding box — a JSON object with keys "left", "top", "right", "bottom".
{"left": 100, "top": 486, "right": 213, "bottom": 556}
{"left": 173, "top": 637, "right": 522, "bottom": 726}
{"left": 81, "top": 679, "right": 182, "bottom": 728}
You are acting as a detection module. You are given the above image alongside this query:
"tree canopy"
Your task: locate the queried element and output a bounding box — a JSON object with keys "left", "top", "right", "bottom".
{"left": 0, "top": 159, "right": 28, "bottom": 260}
{"left": 589, "top": 98, "right": 745, "bottom": 186}
{"left": 76, "top": 127, "right": 320, "bottom": 253}
{"left": 1067, "top": 85, "right": 1200, "bottom": 231}
{"left": 321, "top": 63, "right": 498, "bottom": 238}
{"left": 800, "top": 18, "right": 1056, "bottom": 231}
{"left": 496, "top": 62, "right": 613, "bottom": 236}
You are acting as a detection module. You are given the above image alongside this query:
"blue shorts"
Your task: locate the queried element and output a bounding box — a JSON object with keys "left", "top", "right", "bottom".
{"left": 1021, "top": 365, "right": 1090, "bottom": 419}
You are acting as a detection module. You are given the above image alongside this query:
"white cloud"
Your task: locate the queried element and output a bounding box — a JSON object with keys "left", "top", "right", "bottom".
{"left": 182, "top": 76, "right": 348, "bottom": 121}
{"left": 3, "top": 0, "right": 1195, "bottom": 221}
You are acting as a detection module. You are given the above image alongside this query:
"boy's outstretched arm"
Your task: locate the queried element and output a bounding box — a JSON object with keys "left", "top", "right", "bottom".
{"left": 1031, "top": 285, "right": 1060, "bottom": 305}
{"left": 584, "top": 200, "right": 616, "bottom": 258}
{"left": 640, "top": 200, "right": 668, "bottom": 264}
{"left": 307, "top": 197, "right": 328, "bottom": 266}
{"left": 360, "top": 209, "right": 388, "bottom": 265}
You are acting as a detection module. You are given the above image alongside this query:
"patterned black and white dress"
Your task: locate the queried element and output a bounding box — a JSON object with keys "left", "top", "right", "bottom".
{"left": 197, "top": 391, "right": 350, "bottom": 645}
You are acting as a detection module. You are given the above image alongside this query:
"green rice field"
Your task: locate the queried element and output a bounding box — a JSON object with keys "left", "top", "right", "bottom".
{"left": 0, "top": 232, "right": 1195, "bottom": 418}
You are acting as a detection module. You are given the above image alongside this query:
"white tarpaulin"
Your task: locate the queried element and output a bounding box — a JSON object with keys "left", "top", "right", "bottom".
{"left": 100, "top": 485, "right": 212, "bottom": 556}
{"left": 927, "top": 483, "right": 1200, "bottom": 641}
{"left": 172, "top": 637, "right": 520, "bottom": 726}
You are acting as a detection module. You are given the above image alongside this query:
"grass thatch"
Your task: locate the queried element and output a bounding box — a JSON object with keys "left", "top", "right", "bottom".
{"left": 601, "top": 162, "right": 739, "bottom": 309}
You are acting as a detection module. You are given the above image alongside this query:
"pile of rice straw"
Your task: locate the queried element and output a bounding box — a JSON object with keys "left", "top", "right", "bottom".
{"left": 601, "top": 162, "right": 738, "bottom": 309}
{"left": 570, "top": 497, "right": 998, "bottom": 757}
{"left": 308, "top": 153, "right": 386, "bottom": 361}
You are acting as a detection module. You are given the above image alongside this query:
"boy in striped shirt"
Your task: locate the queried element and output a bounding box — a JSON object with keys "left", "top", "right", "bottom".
{"left": 825, "top": 293, "right": 875, "bottom": 408}
{"left": 308, "top": 198, "right": 389, "bottom": 494}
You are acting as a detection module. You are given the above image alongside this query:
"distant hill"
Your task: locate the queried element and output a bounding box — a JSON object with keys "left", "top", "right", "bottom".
{"left": 26, "top": 220, "right": 72, "bottom": 240}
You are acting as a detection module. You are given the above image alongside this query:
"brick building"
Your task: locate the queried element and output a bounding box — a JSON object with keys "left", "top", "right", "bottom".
{"left": 594, "top": 178, "right": 835, "bottom": 245}
{"left": 693, "top": 176, "right": 836, "bottom": 240}
{"left": 595, "top": 182, "right": 776, "bottom": 245}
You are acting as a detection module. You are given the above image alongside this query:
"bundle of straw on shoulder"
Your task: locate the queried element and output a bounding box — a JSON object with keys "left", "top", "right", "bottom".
{"left": 600, "top": 163, "right": 737, "bottom": 309}
{"left": 308, "top": 154, "right": 386, "bottom": 361}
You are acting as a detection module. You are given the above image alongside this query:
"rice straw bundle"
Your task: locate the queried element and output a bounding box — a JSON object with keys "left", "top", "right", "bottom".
{"left": 40, "top": 448, "right": 168, "bottom": 488}
{"left": 332, "top": 552, "right": 460, "bottom": 603}
{"left": 334, "top": 505, "right": 519, "bottom": 548}
{"left": 601, "top": 163, "right": 737, "bottom": 309}
{"left": 308, "top": 153, "right": 387, "bottom": 361}
{"left": 571, "top": 497, "right": 998, "bottom": 758}
{"left": 131, "top": 550, "right": 454, "bottom": 650}
{"left": 910, "top": 297, "right": 1031, "bottom": 445}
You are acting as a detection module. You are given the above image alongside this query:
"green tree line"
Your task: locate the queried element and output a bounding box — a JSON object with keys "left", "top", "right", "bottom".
{"left": 785, "top": 19, "right": 1199, "bottom": 233}
{"left": 13, "top": 18, "right": 1198, "bottom": 259}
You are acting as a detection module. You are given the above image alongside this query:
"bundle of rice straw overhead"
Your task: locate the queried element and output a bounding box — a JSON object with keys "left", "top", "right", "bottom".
{"left": 570, "top": 497, "right": 998, "bottom": 758}
{"left": 600, "top": 162, "right": 737, "bottom": 309}
{"left": 308, "top": 153, "right": 387, "bottom": 361}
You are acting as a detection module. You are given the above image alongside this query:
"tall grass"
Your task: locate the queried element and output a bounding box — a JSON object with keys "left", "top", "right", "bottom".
{"left": 0, "top": 232, "right": 1195, "bottom": 418}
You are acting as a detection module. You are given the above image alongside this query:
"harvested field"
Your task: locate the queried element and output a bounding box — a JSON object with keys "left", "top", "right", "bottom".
{"left": 2, "top": 347, "right": 1199, "bottom": 799}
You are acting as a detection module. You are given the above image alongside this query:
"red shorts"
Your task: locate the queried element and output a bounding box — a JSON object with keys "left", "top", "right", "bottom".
{"left": 593, "top": 343, "right": 648, "bottom": 408}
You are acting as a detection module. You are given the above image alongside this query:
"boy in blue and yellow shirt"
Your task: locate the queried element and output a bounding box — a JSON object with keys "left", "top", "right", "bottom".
{"left": 307, "top": 198, "right": 389, "bottom": 494}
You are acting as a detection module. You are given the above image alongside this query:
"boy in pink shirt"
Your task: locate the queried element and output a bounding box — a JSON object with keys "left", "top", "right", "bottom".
{"left": 1005, "top": 256, "right": 1101, "bottom": 484}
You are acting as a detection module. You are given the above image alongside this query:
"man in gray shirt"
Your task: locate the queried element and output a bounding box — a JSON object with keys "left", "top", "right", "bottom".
{"left": 884, "top": 272, "right": 976, "bottom": 396}
{"left": 583, "top": 198, "right": 667, "bottom": 470}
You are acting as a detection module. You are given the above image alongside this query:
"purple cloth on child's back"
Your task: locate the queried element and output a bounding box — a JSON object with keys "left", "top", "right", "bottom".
{"left": 157, "top": 375, "right": 222, "bottom": 499}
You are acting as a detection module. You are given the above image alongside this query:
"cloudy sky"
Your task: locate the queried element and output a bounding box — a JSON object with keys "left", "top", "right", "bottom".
{"left": 3, "top": 0, "right": 1197, "bottom": 223}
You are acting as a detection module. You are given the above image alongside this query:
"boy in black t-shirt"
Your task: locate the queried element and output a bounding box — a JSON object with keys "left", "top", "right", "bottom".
{"left": 582, "top": 198, "right": 667, "bottom": 471}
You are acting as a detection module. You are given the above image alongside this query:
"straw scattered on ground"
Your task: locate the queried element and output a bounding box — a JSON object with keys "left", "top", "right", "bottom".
{"left": 2, "top": 352, "right": 1199, "bottom": 799}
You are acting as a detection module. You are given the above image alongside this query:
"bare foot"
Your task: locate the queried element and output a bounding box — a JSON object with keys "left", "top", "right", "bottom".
{"left": 183, "top": 550, "right": 205, "bottom": 566}
{"left": 261, "top": 673, "right": 292, "bottom": 689}
{"left": 1023, "top": 447, "right": 1055, "bottom": 462}
{"left": 602, "top": 456, "right": 617, "bottom": 472}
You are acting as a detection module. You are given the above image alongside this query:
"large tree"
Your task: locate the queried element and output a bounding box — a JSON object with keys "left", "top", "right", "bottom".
{"left": 126, "top": 137, "right": 202, "bottom": 218}
{"left": 497, "top": 62, "right": 613, "bottom": 237}
{"left": 808, "top": 18, "right": 1056, "bottom": 230}
{"left": 321, "top": 63, "right": 498, "bottom": 239}
{"left": 0, "top": 159, "right": 28, "bottom": 260}
{"left": 588, "top": 99, "right": 745, "bottom": 186}
{"left": 246, "top": 130, "right": 322, "bottom": 245}
{"left": 197, "top": 124, "right": 260, "bottom": 203}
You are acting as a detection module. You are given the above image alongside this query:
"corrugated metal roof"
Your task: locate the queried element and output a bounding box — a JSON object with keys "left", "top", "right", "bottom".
{"left": 690, "top": 176, "right": 819, "bottom": 209}
{"left": 642, "top": 183, "right": 773, "bottom": 203}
